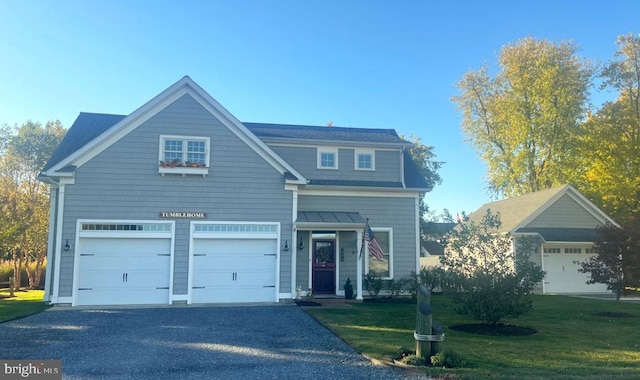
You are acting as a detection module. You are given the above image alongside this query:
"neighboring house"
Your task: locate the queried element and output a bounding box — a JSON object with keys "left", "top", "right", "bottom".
{"left": 38, "top": 76, "right": 431, "bottom": 306}
{"left": 467, "top": 185, "right": 617, "bottom": 294}
{"left": 420, "top": 222, "right": 456, "bottom": 268}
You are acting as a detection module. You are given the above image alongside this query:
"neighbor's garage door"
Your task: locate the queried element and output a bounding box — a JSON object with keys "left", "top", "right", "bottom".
{"left": 543, "top": 249, "right": 608, "bottom": 293}
{"left": 76, "top": 222, "right": 173, "bottom": 306}
{"left": 190, "top": 223, "right": 279, "bottom": 304}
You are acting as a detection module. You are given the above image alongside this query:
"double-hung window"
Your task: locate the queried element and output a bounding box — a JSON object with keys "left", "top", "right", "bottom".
{"left": 365, "top": 228, "right": 393, "bottom": 279}
{"left": 159, "top": 135, "right": 210, "bottom": 176}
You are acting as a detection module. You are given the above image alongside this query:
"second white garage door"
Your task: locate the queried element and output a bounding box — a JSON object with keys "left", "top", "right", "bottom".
{"left": 543, "top": 252, "right": 609, "bottom": 293}
{"left": 190, "top": 223, "right": 279, "bottom": 304}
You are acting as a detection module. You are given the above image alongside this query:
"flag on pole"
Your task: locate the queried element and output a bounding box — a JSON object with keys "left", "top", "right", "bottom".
{"left": 365, "top": 222, "right": 385, "bottom": 260}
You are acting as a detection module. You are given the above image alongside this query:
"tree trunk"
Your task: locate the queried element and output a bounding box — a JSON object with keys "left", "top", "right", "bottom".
{"left": 11, "top": 248, "right": 23, "bottom": 291}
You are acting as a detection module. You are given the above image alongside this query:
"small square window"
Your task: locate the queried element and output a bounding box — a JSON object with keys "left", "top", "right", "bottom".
{"left": 317, "top": 148, "right": 338, "bottom": 169}
{"left": 355, "top": 149, "right": 375, "bottom": 171}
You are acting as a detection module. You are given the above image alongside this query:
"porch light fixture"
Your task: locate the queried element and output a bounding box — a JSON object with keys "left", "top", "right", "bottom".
{"left": 284, "top": 240, "right": 289, "bottom": 251}
{"left": 298, "top": 238, "right": 304, "bottom": 250}
{"left": 64, "top": 239, "right": 70, "bottom": 251}
{"left": 340, "top": 248, "right": 344, "bottom": 262}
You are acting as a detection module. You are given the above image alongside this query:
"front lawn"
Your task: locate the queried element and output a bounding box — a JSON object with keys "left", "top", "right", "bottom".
{"left": 305, "top": 295, "right": 640, "bottom": 379}
{"left": 0, "top": 289, "right": 49, "bottom": 322}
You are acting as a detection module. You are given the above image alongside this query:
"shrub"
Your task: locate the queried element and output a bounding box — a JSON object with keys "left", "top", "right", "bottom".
{"left": 401, "top": 354, "right": 426, "bottom": 366}
{"left": 387, "top": 277, "right": 412, "bottom": 298}
{"left": 430, "top": 350, "right": 466, "bottom": 368}
{"left": 363, "top": 271, "right": 384, "bottom": 298}
{"left": 441, "top": 210, "right": 544, "bottom": 325}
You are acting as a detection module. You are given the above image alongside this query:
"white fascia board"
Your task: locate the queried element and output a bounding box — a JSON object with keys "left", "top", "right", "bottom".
{"left": 299, "top": 187, "right": 425, "bottom": 197}
{"left": 513, "top": 185, "right": 618, "bottom": 230}
{"left": 45, "top": 76, "right": 307, "bottom": 185}
{"left": 183, "top": 79, "right": 307, "bottom": 184}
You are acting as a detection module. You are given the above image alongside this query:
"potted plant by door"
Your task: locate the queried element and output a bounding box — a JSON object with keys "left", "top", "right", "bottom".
{"left": 344, "top": 277, "right": 354, "bottom": 299}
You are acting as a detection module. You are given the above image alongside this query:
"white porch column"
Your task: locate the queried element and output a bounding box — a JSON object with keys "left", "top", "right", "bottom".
{"left": 51, "top": 183, "right": 66, "bottom": 302}
{"left": 43, "top": 185, "right": 58, "bottom": 302}
{"left": 356, "top": 230, "right": 363, "bottom": 300}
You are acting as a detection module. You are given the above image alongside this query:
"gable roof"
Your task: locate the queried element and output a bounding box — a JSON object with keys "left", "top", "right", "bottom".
{"left": 39, "top": 76, "right": 306, "bottom": 184}
{"left": 40, "top": 76, "right": 431, "bottom": 192}
{"left": 42, "top": 113, "right": 126, "bottom": 172}
{"left": 468, "top": 184, "right": 618, "bottom": 233}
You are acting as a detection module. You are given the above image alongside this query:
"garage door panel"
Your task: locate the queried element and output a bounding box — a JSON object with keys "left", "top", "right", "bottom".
{"left": 191, "top": 237, "right": 277, "bottom": 304}
{"left": 544, "top": 253, "right": 609, "bottom": 293}
{"left": 77, "top": 236, "right": 171, "bottom": 306}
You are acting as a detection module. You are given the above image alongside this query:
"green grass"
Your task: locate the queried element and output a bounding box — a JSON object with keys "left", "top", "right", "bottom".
{"left": 0, "top": 289, "right": 49, "bottom": 322}
{"left": 306, "top": 295, "right": 640, "bottom": 379}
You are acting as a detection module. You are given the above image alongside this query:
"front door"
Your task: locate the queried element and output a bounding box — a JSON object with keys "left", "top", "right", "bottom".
{"left": 312, "top": 240, "right": 336, "bottom": 294}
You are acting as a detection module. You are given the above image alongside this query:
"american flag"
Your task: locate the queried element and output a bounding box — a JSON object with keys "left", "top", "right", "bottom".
{"left": 365, "top": 223, "right": 385, "bottom": 260}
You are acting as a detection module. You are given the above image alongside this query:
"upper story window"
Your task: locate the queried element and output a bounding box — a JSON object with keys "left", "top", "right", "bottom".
{"left": 355, "top": 149, "right": 375, "bottom": 171}
{"left": 159, "top": 135, "right": 210, "bottom": 177}
{"left": 317, "top": 148, "right": 338, "bottom": 169}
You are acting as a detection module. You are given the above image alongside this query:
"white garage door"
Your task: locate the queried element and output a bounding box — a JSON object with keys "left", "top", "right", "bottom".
{"left": 191, "top": 239, "right": 277, "bottom": 303}
{"left": 190, "top": 223, "right": 279, "bottom": 304}
{"left": 543, "top": 252, "right": 609, "bottom": 293}
{"left": 76, "top": 222, "right": 173, "bottom": 306}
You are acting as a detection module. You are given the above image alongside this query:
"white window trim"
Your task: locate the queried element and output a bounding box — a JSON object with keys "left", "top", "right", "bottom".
{"left": 365, "top": 227, "right": 393, "bottom": 279}
{"left": 354, "top": 149, "right": 375, "bottom": 171}
{"left": 317, "top": 147, "right": 339, "bottom": 170}
{"left": 158, "top": 135, "right": 210, "bottom": 177}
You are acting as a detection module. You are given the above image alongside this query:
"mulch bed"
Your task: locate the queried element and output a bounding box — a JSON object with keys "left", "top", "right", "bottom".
{"left": 449, "top": 323, "right": 537, "bottom": 336}
{"left": 294, "top": 300, "right": 322, "bottom": 307}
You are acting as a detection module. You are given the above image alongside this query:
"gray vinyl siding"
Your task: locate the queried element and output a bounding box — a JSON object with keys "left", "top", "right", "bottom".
{"left": 338, "top": 231, "right": 358, "bottom": 290}
{"left": 298, "top": 194, "right": 418, "bottom": 279}
{"left": 295, "top": 231, "right": 310, "bottom": 290}
{"left": 270, "top": 146, "right": 402, "bottom": 183}
{"left": 525, "top": 195, "right": 603, "bottom": 229}
{"left": 58, "top": 94, "right": 294, "bottom": 297}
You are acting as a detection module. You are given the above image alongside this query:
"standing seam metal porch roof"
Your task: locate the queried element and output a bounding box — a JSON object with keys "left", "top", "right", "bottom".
{"left": 296, "top": 211, "right": 366, "bottom": 226}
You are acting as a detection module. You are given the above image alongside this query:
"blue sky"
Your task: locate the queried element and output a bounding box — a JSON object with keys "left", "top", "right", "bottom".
{"left": 1, "top": 1, "right": 638, "bottom": 215}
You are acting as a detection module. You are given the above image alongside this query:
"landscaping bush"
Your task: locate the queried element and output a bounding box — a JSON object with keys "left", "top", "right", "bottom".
{"left": 430, "top": 349, "right": 466, "bottom": 368}
{"left": 363, "top": 271, "right": 384, "bottom": 298}
{"left": 401, "top": 354, "right": 427, "bottom": 366}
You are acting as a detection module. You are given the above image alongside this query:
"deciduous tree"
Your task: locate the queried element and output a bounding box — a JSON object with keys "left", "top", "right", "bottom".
{"left": 576, "top": 216, "right": 640, "bottom": 300}
{"left": 576, "top": 34, "right": 640, "bottom": 219}
{"left": 452, "top": 37, "right": 592, "bottom": 197}
{"left": 0, "top": 121, "right": 65, "bottom": 289}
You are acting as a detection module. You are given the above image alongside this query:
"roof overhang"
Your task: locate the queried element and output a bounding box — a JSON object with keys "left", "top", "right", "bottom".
{"left": 295, "top": 211, "right": 366, "bottom": 230}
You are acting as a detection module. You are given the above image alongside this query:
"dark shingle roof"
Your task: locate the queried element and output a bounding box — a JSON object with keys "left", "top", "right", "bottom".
{"left": 515, "top": 227, "right": 598, "bottom": 242}
{"left": 244, "top": 122, "right": 411, "bottom": 145}
{"left": 307, "top": 179, "right": 404, "bottom": 188}
{"left": 42, "top": 112, "right": 126, "bottom": 171}
{"left": 42, "top": 114, "right": 430, "bottom": 192}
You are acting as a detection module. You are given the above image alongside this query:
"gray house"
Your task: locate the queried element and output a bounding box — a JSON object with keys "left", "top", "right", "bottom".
{"left": 468, "top": 185, "right": 617, "bottom": 294}
{"left": 39, "top": 76, "right": 431, "bottom": 306}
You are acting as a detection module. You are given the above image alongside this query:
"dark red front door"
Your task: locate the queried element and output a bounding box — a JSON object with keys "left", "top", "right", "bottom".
{"left": 312, "top": 240, "right": 336, "bottom": 294}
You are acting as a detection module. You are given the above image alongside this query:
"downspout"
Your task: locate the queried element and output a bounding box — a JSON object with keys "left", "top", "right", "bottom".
{"left": 43, "top": 185, "right": 58, "bottom": 302}
{"left": 356, "top": 230, "right": 363, "bottom": 300}
{"left": 400, "top": 147, "right": 406, "bottom": 188}
{"left": 290, "top": 189, "right": 298, "bottom": 300}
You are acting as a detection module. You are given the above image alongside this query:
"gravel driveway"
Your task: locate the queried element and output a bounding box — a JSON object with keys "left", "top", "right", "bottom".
{"left": 0, "top": 304, "right": 423, "bottom": 379}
